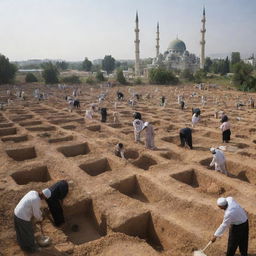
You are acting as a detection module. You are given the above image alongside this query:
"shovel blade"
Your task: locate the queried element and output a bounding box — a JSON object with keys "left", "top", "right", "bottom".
{"left": 193, "top": 250, "right": 207, "bottom": 256}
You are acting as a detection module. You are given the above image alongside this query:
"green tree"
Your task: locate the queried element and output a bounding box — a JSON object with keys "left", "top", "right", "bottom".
{"left": 25, "top": 73, "right": 38, "bottom": 83}
{"left": 42, "top": 62, "right": 59, "bottom": 84}
{"left": 194, "top": 69, "right": 206, "bottom": 83}
{"left": 56, "top": 61, "right": 68, "bottom": 70}
{"left": 0, "top": 54, "right": 17, "bottom": 84}
{"left": 82, "top": 58, "right": 92, "bottom": 71}
{"left": 231, "top": 52, "right": 241, "bottom": 66}
{"left": 232, "top": 62, "right": 256, "bottom": 91}
{"left": 102, "top": 55, "right": 115, "bottom": 74}
{"left": 204, "top": 57, "right": 213, "bottom": 72}
{"left": 116, "top": 69, "right": 126, "bottom": 84}
{"left": 223, "top": 57, "right": 230, "bottom": 75}
{"left": 96, "top": 71, "right": 105, "bottom": 81}
{"left": 149, "top": 68, "right": 178, "bottom": 85}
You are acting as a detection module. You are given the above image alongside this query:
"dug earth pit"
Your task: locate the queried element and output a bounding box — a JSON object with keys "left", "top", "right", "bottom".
{"left": 1, "top": 135, "right": 28, "bottom": 143}
{"left": 132, "top": 155, "right": 157, "bottom": 170}
{"left": 11, "top": 166, "right": 51, "bottom": 185}
{"left": 6, "top": 146, "right": 37, "bottom": 161}
{"left": 63, "top": 200, "right": 106, "bottom": 245}
{"left": 57, "top": 143, "right": 90, "bottom": 157}
{"left": 0, "top": 127, "right": 17, "bottom": 137}
{"left": 79, "top": 158, "right": 111, "bottom": 176}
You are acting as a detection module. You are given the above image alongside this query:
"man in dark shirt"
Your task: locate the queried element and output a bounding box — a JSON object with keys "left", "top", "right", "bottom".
{"left": 43, "top": 180, "right": 69, "bottom": 227}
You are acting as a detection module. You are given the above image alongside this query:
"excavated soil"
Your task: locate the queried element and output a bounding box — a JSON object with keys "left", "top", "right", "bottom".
{"left": 1, "top": 83, "right": 256, "bottom": 256}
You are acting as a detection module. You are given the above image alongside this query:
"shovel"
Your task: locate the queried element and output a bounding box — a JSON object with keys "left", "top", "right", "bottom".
{"left": 36, "top": 222, "right": 52, "bottom": 247}
{"left": 193, "top": 241, "right": 212, "bottom": 256}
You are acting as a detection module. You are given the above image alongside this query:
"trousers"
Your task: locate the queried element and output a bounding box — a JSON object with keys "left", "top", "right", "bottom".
{"left": 227, "top": 220, "right": 248, "bottom": 256}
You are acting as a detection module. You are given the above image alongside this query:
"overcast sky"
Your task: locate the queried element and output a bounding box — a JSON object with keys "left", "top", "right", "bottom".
{"left": 0, "top": 0, "right": 255, "bottom": 61}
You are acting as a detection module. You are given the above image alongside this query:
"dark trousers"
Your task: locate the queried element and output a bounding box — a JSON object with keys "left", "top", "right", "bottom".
{"left": 47, "top": 199, "right": 65, "bottom": 227}
{"left": 14, "top": 215, "right": 36, "bottom": 252}
{"left": 223, "top": 129, "right": 231, "bottom": 142}
{"left": 101, "top": 113, "right": 107, "bottom": 122}
{"left": 227, "top": 220, "right": 248, "bottom": 256}
{"left": 180, "top": 133, "right": 193, "bottom": 149}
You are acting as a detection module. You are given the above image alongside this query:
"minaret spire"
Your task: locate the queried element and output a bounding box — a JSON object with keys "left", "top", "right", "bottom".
{"left": 156, "top": 22, "right": 160, "bottom": 58}
{"left": 200, "top": 6, "right": 206, "bottom": 69}
{"left": 134, "top": 11, "right": 140, "bottom": 76}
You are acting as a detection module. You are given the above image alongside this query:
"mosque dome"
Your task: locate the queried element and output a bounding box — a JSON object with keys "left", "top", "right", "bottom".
{"left": 168, "top": 39, "right": 186, "bottom": 53}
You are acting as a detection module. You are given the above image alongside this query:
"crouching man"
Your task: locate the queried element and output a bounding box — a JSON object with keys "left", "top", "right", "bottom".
{"left": 14, "top": 190, "right": 47, "bottom": 253}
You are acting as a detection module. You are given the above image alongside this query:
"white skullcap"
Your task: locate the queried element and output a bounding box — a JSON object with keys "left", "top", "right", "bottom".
{"left": 210, "top": 147, "right": 216, "bottom": 153}
{"left": 144, "top": 122, "right": 149, "bottom": 127}
{"left": 42, "top": 188, "right": 51, "bottom": 199}
{"left": 217, "top": 197, "right": 227, "bottom": 206}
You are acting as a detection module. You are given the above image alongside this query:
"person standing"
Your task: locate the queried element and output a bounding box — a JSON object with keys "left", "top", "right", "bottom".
{"left": 209, "top": 148, "right": 228, "bottom": 175}
{"left": 44, "top": 180, "right": 69, "bottom": 227}
{"left": 14, "top": 190, "right": 47, "bottom": 252}
{"left": 100, "top": 108, "right": 107, "bottom": 122}
{"left": 220, "top": 116, "right": 231, "bottom": 143}
{"left": 133, "top": 113, "right": 143, "bottom": 143}
{"left": 143, "top": 122, "right": 156, "bottom": 150}
{"left": 211, "top": 197, "right": 248, "bottom": 256}
{"left": 179, "top": 128, "right": 193, "bottom": 149}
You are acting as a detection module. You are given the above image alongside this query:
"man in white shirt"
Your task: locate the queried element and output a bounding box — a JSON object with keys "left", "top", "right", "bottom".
{"left": 211, "top": 197, "right": 248, "bottom": 256}
{"left": 133, "top": 113, "right": 143, "bottom": 143}
{"left": 210, "top": 148, "right": 228, "bottom": 175}
{"left": 14, "top": 190, "right": 49, "bottom": 252}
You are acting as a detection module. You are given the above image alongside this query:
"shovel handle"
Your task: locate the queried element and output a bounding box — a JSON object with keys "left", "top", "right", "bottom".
{"left": 201, "top": 241, "right": 212, "bottom": 252}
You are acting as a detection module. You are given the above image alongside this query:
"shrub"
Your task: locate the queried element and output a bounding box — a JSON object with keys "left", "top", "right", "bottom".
{"left": 116, "top": 69, "right": 126, "bottom": 84}
{"left": 62, "top": 75, "right": 81, "bottom": 84}
{"left": 86, "top": 76, "right": 95, "bottom": 84}
{"left": 149, "top": 68, "right": 178, "bottom": 85}
{"left": 25, "top": 73, "right": 38, "bottom": 83}
{"left": 42, "top": 62, "right": 59, "bottom": 84}
{"left": 96, "top": 71, "right": 105, "bottom": 81}
{"left": 134, "top": 77, "right": 142, "bottom": 84}
{"left": 180, "top": 69, "right": 194, "bottom": 81}
{"left": 194, "top": 69, "right": 207, "bottom": 83}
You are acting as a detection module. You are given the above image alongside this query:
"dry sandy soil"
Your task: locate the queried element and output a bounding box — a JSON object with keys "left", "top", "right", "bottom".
{"left": 0, "top": 83, "right": 256, "bottom": 256}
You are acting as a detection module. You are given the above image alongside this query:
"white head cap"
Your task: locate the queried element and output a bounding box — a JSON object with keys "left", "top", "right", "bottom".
{"left": 144, "top": 122, "right": 149, "bottom": 127}
{"left": 217, "top": 197, "right": 227, "bottom": 207}
{"left": 210, "top": 147, "right": 216, "bottom": 154}
{"left": 42, "top": 188, "right": 51, "bottom": 199}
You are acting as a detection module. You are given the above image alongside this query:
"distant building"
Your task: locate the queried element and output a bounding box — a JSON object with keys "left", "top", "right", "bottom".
{"left": 243, "top": 54, "right": 256, "bottom": 67}
{"left": 134, "top": 8, "right": 206, "bottom": 75}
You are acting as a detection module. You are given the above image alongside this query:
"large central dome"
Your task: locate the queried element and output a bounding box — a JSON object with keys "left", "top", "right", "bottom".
{"left": 168, "top": 39, "right": 186, "bottom": 53}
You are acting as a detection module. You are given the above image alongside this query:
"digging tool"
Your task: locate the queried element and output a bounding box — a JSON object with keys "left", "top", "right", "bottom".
{"left": 193, "top": 241, "right": 212, "bottom": 256}
{"left": 36, "top": 222, "right": 52, "bottom": 247}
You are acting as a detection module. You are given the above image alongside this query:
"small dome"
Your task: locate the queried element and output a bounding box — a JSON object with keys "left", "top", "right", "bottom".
{"left": 168, "top": 39, "right": 186, "bottom": 53}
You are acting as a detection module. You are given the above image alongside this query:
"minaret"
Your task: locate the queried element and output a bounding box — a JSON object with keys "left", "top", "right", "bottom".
{"left": 134, "top": 12, "right": 140, "bottom": 76}
{"left": 156, "top": 22, "right": 160, "bottom": 58}
{"left": 200, "top": 7, "right": 206, "bottom": 69}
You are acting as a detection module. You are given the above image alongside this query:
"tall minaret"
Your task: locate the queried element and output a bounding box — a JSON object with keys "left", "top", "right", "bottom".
{"left": 156, "top": 22, "right": 160, "bottom": 58}
{"left": 134, "top": 11, "right": 140, "bottom": 76}
{"left": 200, "top": 7, "right": 206, "bottom": 69}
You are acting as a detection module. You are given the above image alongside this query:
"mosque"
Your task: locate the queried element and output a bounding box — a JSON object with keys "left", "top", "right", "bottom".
{"left": 134, "top": 8, "right": 206, "bottom": 76}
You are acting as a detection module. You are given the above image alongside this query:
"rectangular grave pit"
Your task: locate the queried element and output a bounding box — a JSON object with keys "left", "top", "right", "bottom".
{"left": 57, "top": 143, "right": 90, "bottom": 157}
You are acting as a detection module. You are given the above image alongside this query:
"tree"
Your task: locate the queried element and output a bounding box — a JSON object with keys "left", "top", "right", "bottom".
{"left": 82, "top": 58, "right": 92, "bottom": 71}
{"left": 56, "top": 61, "right": 68, "bottom": 70}
{"left": 231, "top": 52, "right": 241, "bottom": 66}
{"left": 116, "top": 69, "right": 126, "bottom": 84}
{"left": 149, "top": 68, "right": 178, "bottom": 85}
{"left": 0, "top": 54, "right": 17, "bottom": 84}
{"left": 96, "top": 71, "right": 105, "bottom": 81}
{"left": 102, "top": 55, "right": 115, "bottom": 74}
{"left": 204, "top": 57, "right": 213, "bottom": 72}
{"left": 25, "top": 73, "right": 38, "bottom": 83}
{"left": 181, "top": 69, "right": 194, "bottom": 81}
{"left": 194, "top": 69, "right": 206, "bottom": 83}
{"left": 42, "top": 62, "right": 59, "bottom": 84}
{"left": 223, "top": 57, "right": 230, "bottom": 74}
{"left": 232, "top": 62, "right": 256, "bottom": 91}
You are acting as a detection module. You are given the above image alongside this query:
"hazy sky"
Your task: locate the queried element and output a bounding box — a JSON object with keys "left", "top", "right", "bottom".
{"left": 0, "top": 0, "right": 255, "bottom": 61}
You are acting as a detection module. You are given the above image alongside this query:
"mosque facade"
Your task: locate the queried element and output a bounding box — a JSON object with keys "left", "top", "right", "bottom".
{"left": 134, "top": 8, "right": 206, "bottom": 75}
